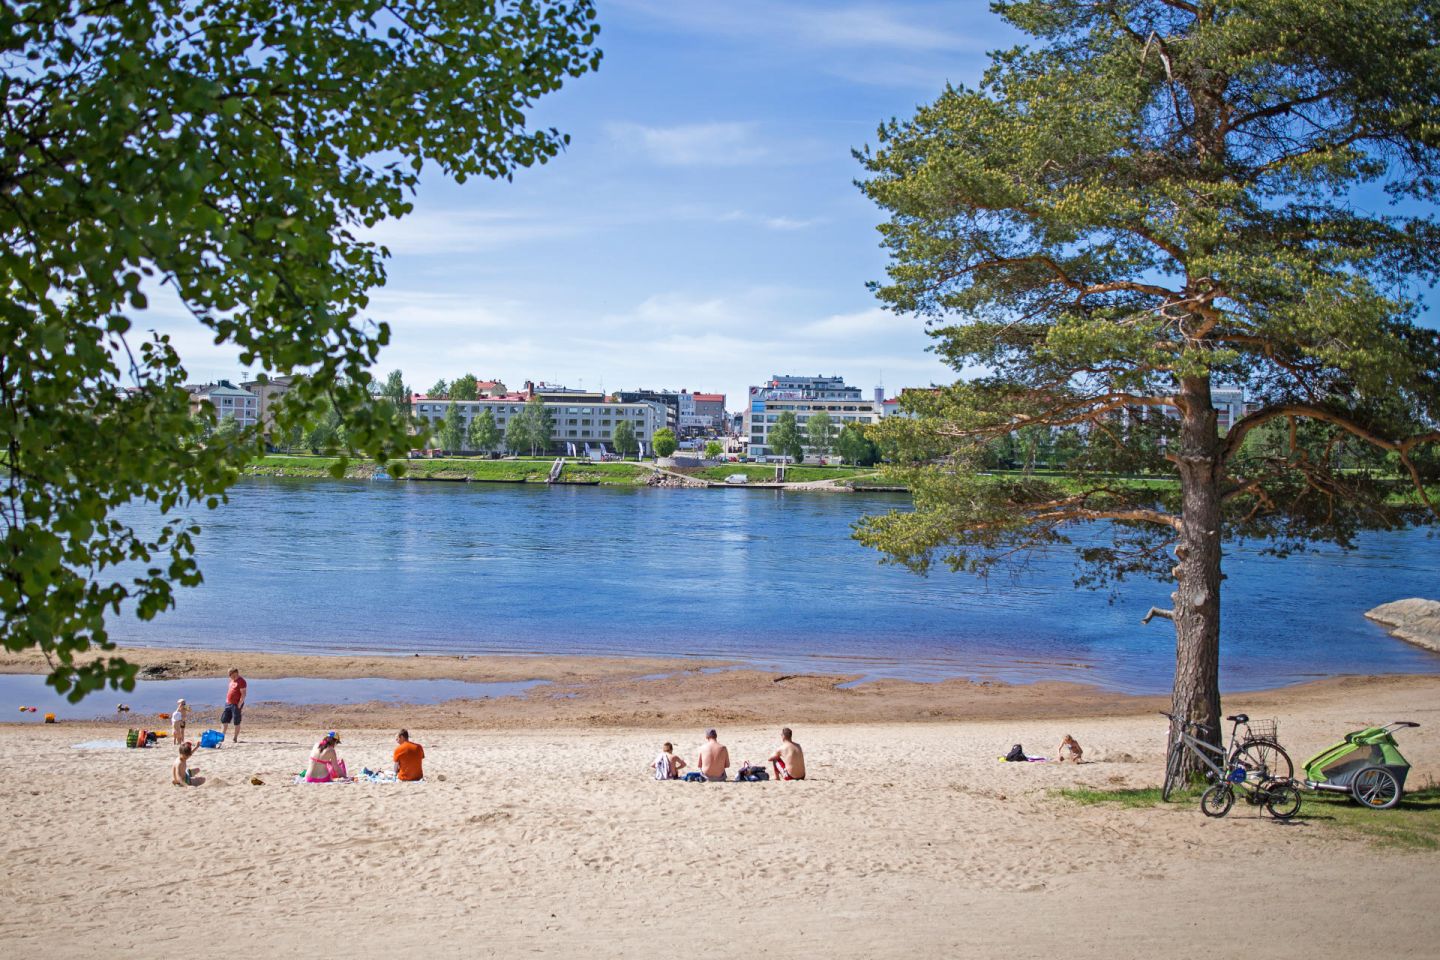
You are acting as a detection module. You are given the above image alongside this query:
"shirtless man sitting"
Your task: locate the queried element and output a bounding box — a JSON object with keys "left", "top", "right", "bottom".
{"left": 696, "top": 729, "right": 730, "bottom": 782}
{"left": 769, "top": 727, "right": 806, "bottom": 781}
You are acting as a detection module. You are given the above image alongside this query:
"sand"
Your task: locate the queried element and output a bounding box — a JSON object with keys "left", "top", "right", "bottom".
{"left": 0, "top": 659, "right": 1436, "bottom": 959}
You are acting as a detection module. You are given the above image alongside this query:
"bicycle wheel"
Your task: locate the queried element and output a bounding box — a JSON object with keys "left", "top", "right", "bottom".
{"left": 1201, "top": 782, "right": 1234, "bottom": 818}
{"left": 1161, "top": 743, "right": 1185, "bottom": 801}
{"left": 1352, "top": 767, "right": 1401, "bottom": 810}
{"left": 1263, "top": 780, "right": 1302, "bottom": 820}
{"left": 1233, "top": 738, "right": 1293, "bottom": 782}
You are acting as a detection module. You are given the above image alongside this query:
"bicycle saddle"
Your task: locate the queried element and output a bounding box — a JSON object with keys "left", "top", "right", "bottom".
{"left": 1226, "top": 713, "right": 1249, "bottom": 723}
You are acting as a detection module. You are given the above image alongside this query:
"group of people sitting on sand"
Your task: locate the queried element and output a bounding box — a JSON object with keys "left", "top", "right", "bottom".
{"left": 654, "top": 727, "right": 805, "bottom": 782}
{"left": 175, "top": 722, "right": 808, "bottom": 787}
{"left": 172, "top": 729, "right": 426, "bottom": 786}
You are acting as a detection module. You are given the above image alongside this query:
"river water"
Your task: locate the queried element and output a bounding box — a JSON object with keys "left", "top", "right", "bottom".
{"left": 97, "top": 478, "right": 1440, "bottom": 693}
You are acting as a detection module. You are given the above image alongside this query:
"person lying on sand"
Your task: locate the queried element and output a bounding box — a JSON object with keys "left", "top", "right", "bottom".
{"left": 172, "top": 741, "right": 204, "bottom": 787}
{"left": 769, "top": 727, "right": 806, "bottom": 781}
{"left": 1058, "top": 735, "right": 1083, "bottom": 763}
{"left": 696, "top": 729, "right": 730, "bottom": 782}
{"left": 653, "top": 742, "right": 686, "bottom": 780}
{"left": 393, "top": 729, "right": 425, "bottom": 782}
{"left": 305, "top": 732, "right": 349, "bottom": 783}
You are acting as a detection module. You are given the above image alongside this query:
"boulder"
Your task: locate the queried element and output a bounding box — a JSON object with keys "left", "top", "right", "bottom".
{"left": 1365, "top": 598, "right": 1440, "bottom": 654}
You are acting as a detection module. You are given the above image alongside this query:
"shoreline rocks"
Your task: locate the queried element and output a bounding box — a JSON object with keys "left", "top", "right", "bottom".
{"left": 1365, "top": 598, "right": 1440, "bottom": 654}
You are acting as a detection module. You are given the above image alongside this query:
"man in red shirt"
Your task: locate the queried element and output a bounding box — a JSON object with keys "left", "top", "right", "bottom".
{"left": 393, "top": 729, "right": 425, "bottom": 781}
{"left": 221, "top": 668, "right": 247, "bottom": 744}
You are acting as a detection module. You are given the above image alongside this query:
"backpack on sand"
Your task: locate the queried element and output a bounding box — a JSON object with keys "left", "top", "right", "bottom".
{"left": 1004, "top": 744, "right": 1027, "bottom": 763}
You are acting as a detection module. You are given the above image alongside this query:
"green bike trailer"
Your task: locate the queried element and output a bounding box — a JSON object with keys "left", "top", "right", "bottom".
{"left": 1302, "top": 721, "right": 1419, "bottom": 810}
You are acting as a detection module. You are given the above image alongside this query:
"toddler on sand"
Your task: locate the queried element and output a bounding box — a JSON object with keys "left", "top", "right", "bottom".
{"left": 172, "top": 742, "right": 205, "bottom": 787}
{"left": 171, "top": 698, "right": 189, "bottom": 743}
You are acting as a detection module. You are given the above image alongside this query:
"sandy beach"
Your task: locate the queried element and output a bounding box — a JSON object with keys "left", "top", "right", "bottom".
{"left": 0, "top": 652, "right": 1436, "bottom": 958}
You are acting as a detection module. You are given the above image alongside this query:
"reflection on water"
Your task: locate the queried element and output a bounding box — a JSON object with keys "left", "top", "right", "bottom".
{"left": 93, "top": 478, "right": 1440, "bottom": 694}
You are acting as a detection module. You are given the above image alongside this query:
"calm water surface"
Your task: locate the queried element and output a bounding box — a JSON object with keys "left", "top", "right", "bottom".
{"left": 100, "top": 478, "right": 1440, "bottom": 693}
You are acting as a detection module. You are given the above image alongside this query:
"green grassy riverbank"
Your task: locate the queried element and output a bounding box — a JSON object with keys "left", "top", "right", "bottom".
{"left": 246, "top": 454, "right": 651, "bottom": 485}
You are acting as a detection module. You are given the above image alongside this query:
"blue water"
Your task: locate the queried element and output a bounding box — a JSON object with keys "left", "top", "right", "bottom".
{"left": 0, "top": 674, "right": 546, "bottom": 722}
{"left": 94, "top": 478, "right": 1440, "bottom": 693}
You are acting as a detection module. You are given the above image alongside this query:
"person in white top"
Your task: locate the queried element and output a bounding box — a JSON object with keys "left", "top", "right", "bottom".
{"left": 652, "top": 742, "right": 686, "bottom": 780}
{"left": 171, "top": 699, "right": 189, "bottom": 744}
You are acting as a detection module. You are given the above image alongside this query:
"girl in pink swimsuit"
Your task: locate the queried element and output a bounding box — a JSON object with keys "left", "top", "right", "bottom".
{"left": 305, "top": 733, "right": 348, "bottom": 782}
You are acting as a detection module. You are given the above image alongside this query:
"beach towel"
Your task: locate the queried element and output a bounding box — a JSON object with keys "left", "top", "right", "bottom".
{"left": 653, "top": 753, "right": 675, "bottom": 780}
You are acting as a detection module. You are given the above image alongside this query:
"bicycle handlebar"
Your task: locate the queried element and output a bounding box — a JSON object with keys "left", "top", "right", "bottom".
{"left": 1158, "top": 711, "right": 1215, "bottom": 733}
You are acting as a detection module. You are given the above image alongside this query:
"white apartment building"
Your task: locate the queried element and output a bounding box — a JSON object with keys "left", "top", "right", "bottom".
{"left": 743, "top": 374, "right": 886, "bottom": 458}
{"left": 412, "top": 396, "right": 665, "bottom": 454}
{"left": 189, "top": 380, "right": 259, "bottom": 427}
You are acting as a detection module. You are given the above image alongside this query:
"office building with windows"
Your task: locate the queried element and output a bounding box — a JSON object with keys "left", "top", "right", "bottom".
{"left": 742, "top": 374, "right": 886, "bottom": 459}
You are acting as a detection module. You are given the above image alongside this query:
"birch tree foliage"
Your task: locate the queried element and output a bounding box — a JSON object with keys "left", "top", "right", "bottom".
{"left": 855, "top": 0, "right": 1439, "bottom": 739}
{"left": 2, "top": 0, "right": 601, "bottom": 699}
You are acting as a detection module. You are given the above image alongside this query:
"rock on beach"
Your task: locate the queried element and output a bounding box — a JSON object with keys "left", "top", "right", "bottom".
{"left": 1365, "top": 598, "right": 1440, "bottom": 654}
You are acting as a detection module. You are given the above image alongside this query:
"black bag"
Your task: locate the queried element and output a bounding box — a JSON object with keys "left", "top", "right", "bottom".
{"left": 736, "top": 765, "right": 769, "bottom": 781}
{"left": 1004, "top": 744, "right": 1026, "bottom": 763}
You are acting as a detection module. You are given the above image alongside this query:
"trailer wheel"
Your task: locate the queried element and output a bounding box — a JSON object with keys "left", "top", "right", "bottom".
{"left": 1352, "top": 767, "right": 1401, "bottom": 810}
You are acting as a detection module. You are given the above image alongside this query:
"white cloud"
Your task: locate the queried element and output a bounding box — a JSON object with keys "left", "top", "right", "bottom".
{"left": 610, "top": 1, "right": 988, "bottom": 54}
{"left": 366, "top": 289, "right": 518, "bottom": 331}
{"left": 355, "top": 209, "right": 584, "bottom": 256}
{"left": 762, "top": 216, "right": 822, "bottom": 231}
{"left": 607, "top": 121, "right": 773, "bottom": 167}
{"left": 803, "top": 307, "right": 899, "bottom": 337}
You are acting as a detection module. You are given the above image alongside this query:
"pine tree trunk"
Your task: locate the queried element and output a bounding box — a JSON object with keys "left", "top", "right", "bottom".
{"left": 1170, "top": 374, "right": 1224, "bottom": 772}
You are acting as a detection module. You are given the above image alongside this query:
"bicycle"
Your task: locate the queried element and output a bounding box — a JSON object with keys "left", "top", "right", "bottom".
{"left": 1160, "top": 711, "right": 1296, "bottom": 810}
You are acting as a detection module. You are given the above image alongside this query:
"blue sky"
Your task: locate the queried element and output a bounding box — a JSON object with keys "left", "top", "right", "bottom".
{"left": 158, "top": 1, "right": 1433, "bottom": 408}
{"left": 167, "top": 1, "right": 1019, "bottom": 406}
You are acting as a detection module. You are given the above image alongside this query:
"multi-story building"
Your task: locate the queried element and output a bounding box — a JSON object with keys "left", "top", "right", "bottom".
{"left": 189, "top": 380, "right": 259, "bottom": 427}
{"left": 676, "top": 392, "right": 711, "bottom": 436}
{"left": 743, "top": 374, "right": 886, "bottom": 459}
{"left": 241, "top": 375, "right": 295, "bottom": 436}
{"left": 1211, "top": 386, "right": 1252, "bottom": 433}
{"left": 693, "top": 393, "right": 727, "bottom": 433}
{"left": 616, "top": 389, "right": 678, "bottom": 433}
{"left": 410, "top": 394, "right": 666, "bottom": 455}
{"left": 524, "top": 381, "right": 606, "bottom": 403}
